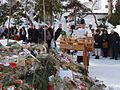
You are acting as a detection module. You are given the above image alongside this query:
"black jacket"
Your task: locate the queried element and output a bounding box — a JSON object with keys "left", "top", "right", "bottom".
{"left": 94, "top": 34, "right": 102, "bottom": 48}
{"left": 31, "top": 29, "right": 39, "bottom": 43}
{"left": 109, "top": 32, "right": 119, "bottom": 48}
{"left": 38, "top": 27, "right": 44, "bottom": 41}
{"left": 19, "top": 29, "right": 26, "bottom": 41}
{"left": 54, "top": 28, "right": 62, "bottom": 41}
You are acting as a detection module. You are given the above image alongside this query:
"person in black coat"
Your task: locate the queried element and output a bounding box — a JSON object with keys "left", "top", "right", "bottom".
{"left": 28, "top": 25, "right": 33, "bottom": 42}
{"left": 31, "top": 26, "right": 39, "bottom": 43}
{"left": 11, "top": 26, "right": 18, "bottom": 39}
{"left": 37, "top": 25, "right": 44, "bottom": 44}
{"left": 109, "top": 29, "right": 119, "bottom": 60}
{"left": 54, "top": 24, "right": 62, "bottom": 41}
{"left": 19, "top": 27, "right": 27, "bottom": 42}
{"left": 54, "top": 24, "right": 62, "bottom": 47}
{"left": 101, "top": 30, "right": 109, "bottom": 57}
{"left": 94, "top": 29, "right": 102, "bottom": 59}
{"left": 45, "top": 25, "right": 53, "bottom": 48}
{"left": 3, "top": 27, "right": 12, "bottom": 39}
{"left": 11, "top": 26, "right": 18, "bottom": 35}
{"left": 47, "top": 26, "right": 54, "bottom": 40}
{"left": 2, "top": 27, "right": 8, "bottom": 39}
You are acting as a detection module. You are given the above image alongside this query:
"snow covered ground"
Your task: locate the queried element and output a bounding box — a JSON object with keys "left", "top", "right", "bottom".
{"left": 89, "top": 56, "right": 120, "bottom": 90}
{"left": 55, "top": 13, "right": 120, "bottom": 90}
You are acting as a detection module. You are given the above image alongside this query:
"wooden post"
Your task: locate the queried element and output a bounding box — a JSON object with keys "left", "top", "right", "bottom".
{"left": 83, "top": 47, "right": 89, "bottom": 75}
{"left": 107, "top": 0, "right": 113, "bottom": 18}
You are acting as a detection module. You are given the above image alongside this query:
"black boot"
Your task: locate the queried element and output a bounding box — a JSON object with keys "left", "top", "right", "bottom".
{"left": 110, "top": 57, "right": 114, "bottom": 59}
{"left": 95, "top": 56, "right": 99, "bottom": 59}
{"left": 115, "top": 57, "right": 118, "bottom": 60}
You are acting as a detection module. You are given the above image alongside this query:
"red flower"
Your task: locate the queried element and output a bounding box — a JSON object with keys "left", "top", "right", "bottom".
{"left": 13, "top": 76, "right": 17, "bottom": 80}
{"left": 13, "top": 71, "right": 16, "bottom": 74}
{"left": 9, "top": 62, "right": 17, "bottom": 69}
{"left": 48, "top": 84, "right": 53, "bottom": 90}
{"left": 80, "top": 82, "right": 86, "bottom": 90}
{"left": 0, "top": 67, "right": 3, "bottom": 70}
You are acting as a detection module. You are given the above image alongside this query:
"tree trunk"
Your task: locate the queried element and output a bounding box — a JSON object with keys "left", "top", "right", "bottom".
{"left": 108, "top": 0, "right": 113, "bottom": 18}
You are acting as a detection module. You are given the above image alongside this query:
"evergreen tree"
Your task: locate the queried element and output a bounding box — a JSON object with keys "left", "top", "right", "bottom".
{"left": 0, "top": 0, "right": 34, "bottom": 26}
{"left": 0, "top": 3, "right": 9, "bottom": 25}
{"left": 108, "top": 0, "right": 120, "bottom": 26}
{"left": 34, "top": 0, "right": 62, "bottom": 22}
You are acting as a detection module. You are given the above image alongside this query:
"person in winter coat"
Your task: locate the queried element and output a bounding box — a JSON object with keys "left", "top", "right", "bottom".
{"left": 31, "top": 26, "right": 39, "bottom": 43}
{"left": 3, "top": 27, "right": 13, "bottom": 39}
{"left": 54, "top": 24, "right": 62, "bottom": 48}
{"left": 101, "top": 30, "right": 109, "bottom": 57}
{"left": 28, "top": 25, "right": 33, "bottom": 42}
{"left": 109, "top": 29, "right": 119, "bottom": 60}
{"left": 37, "top": 25, "right": 44, "bottom": 44}
{"left": 94, "top": 29, "right": 102, "bottom": 59}
{"left": 19, "top": 27, "right": 27, "bottom": 42}
{"left": 46, "top": 25, "right": 53, "bottom": 48}
{"left": 11, "top": 26, "right": 19, "bottom": 40}
{"left": 54, "top": 24, "right": 62, "bottom": 41}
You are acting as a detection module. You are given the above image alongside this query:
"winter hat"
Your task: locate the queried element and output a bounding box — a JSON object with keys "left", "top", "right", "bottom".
{"left": 70, "top": 25, "right": 75, "bottom": 29}
{"left": 96, "top": 29, "right": 100, "bottom": 33}
{"left": 80, "top": 18, "right": 85, "bottom": 24}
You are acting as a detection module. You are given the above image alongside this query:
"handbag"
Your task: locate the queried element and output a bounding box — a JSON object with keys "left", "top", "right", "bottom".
{"left": 102, "top": 41, "right": 108, "bottom": 48}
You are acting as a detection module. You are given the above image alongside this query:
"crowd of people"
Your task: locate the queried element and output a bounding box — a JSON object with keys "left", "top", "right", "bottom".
{"left": 61, "top": 19, "right": 120, "bottom": 61}
{"left": 68, "top": 24, "right": 120, "bottom": 61}
{"left": 94, "top": 28, "right": 119, "bottom": 60}
{"left": 0, "top": 19, "right": 120, "bottom": 61}
{"left": 0, "top": 25, "right": 54, "bottom": 49}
